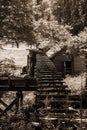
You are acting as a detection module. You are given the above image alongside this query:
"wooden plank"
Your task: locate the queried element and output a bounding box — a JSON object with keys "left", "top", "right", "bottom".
{"left": 0, "top": 99, "right": 8, "bottom": 107}
{"left": 0, "top": 86, "right": 37, "bottom": 91}
{"left": 9, "top": 77, "right": 37, "bottom": 87}
{"left": 37, "top": 89, "right": 70, "bottom": 93}
{"left": 0, "top": 77, "right": 37, "bottom": 91}
{"left": 36, "top": 94, "right": 67, "bottom": 98}
{"left": 37, "top": 98, "right": 80, "bottom": 104}
{"left": 38, "top": 108, "right": 77, "bottom": 114}
{"left": 38, "top": 73, "right": 62, "bottom": 79}
{"left": 0, "top": 78, "right": 9, "bottom": 86}
{"left": 38, "top": 85, "right": 67, "bottom": 89}
{"left": 37, "top": 81, "right": 64, "bottom": 84}
{"left": 38, "top": 84, "right": 66, "bottom": 87}
{"left": 37, "top": 77, "right": 63, "bottom": 80}
{"left": 69, "top": 95, "right": 81, "bottom": 101}
{"left": 49, "top": 100, "right": 80, "bottom": 105}
{"left": 4, "top": 98, "right": 17, "bottom": 112}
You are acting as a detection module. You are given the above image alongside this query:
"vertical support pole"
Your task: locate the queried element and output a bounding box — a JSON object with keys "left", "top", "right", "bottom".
{"left": 85, "top": 53, "right": 87, "bottom": 88}
{"left": 15, "top": 92, "right": 20, "bottom": 113}
{"left": 80, "top": 74, "right": 82, "bottom": 130}
{"left": 15, "top": 91, "right": 23, "bottom": 113}
{"left": 71, "top": 55, "right": 74, "bottom": 75}
{"left": 27, "top": 55, "right": 30, "bottom": 75}
{"left": 27, "top": 50, "right": 36, "bottom": 78}
{"left": 63, "top": 61, "right": 66, "bottom": 77}
{"left": 20, "top": 91, "right": 23, "bottom": 109}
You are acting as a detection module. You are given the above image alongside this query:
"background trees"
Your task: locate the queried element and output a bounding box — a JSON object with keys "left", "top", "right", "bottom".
{"left": 0, "top": 0, "right": 87, "bottom": 49}
{"left": 53, "top": 0, "right": 87, "bottom": 35}
{"left": 0, "top": 0, "right": 35, "bottom": 47}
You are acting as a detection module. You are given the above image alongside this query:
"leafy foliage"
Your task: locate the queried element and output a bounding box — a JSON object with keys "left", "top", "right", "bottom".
{"left": 33, "top": 0, "right": 87, "bottom": 54}
{"left": 0, "top": 58, "right": 16, "bottom": 76}
{"left": 0, "top": 0, "right": 87, "bottom": 51}
{"left": 0, "top": 0, "right": 35, "bottom": 47}
{"left": 53, "top": 0, "right": 87, "bottom": 35}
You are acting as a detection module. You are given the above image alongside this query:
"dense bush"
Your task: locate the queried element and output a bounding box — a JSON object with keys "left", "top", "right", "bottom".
{"left": 0, "top": 58, "right": 16, "bottom": 77}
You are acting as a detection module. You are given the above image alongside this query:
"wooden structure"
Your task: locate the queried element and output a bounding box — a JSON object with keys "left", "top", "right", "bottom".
{"left": 0, "top": 49, "right": 86, "bottom": 129}
{"left": 51, "top": 51, "right": 86, "bottom": 75}
{"left": 0, "top": 77, "right": 37, "bottom": 115}
{"left": 35, "top": 52, "right": 81, "bottom": 129}
{"left": 0, "top": 77, "right": 37, "bottom": 91}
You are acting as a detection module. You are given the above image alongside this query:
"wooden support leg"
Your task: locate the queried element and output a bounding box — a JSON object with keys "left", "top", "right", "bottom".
{"left": 14, "top": 91, "right": 24, "bottom": 114}
{"left": 30, "top": 62, "right": 34, "bottom": 77}
{"left": 20, "top": 91, "right": 23, "bottom": 110}
{"left": 15, "top": 91, "right": 20, "bottom": 113}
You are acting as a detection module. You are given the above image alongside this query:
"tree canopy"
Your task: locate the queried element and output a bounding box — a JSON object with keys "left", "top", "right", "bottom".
{"left": 0, "top": 0, "right": 87, "bottom": 50}
{"left": 0, "top": 0, "right": 35, "bottom": 47}
{"left": 53, "top": 0, "right": 87, "bottom": 35}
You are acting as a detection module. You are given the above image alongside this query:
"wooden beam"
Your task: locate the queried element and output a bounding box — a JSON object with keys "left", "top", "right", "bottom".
{"left": 0, "top": 86, "right": 37, "bottom": 91}
{"left": 4, "top": 98, "right": 17, "bottom": 112}
{"left": 0, "top": 99, "right": 8, "bottom": 107}
{"left": 0, "top": 77, "right": 37, "bottom": 91}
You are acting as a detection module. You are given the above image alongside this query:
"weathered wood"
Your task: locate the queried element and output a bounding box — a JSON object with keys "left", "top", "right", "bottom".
{"left": 0, "top": 99, "right": 8, "bottom": 107}
{"left": 4, "top": 98, "right": 17, "bottom": 112}
{"left": 35, "top": 52, "right": 81, "bottom": 125}
{"left": 37, "top": 77, "right": 63, "bottom": 80}
{"left": 0, "top": 77, "right": 37, "bottom": 91}
{"left": 38, "top": 89, "right": 70, "bottom": 93}
{"left": 0, "top": 86, "right": 37, "bottom": 91}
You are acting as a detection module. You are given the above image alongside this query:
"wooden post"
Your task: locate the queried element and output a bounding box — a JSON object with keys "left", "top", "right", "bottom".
{"left": 85, "top": 53, "right": 87, "bottom": 88}
{"left": 15, "top": 91, "right": 23, "bottom": 113}
{"left": 27, "top": 55, "right": 30, "bottom": 75}
{"left": 28, "top": 50, "right": 36, "bottom": 77}
{"left": 26, "top": 49, "right": 30, "bottom": 75}
{"left": 20, "top": 91, "right": 23, "bottom": 109}
{"left": 15, "top": 92, "right": 20, "bottom": 113}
